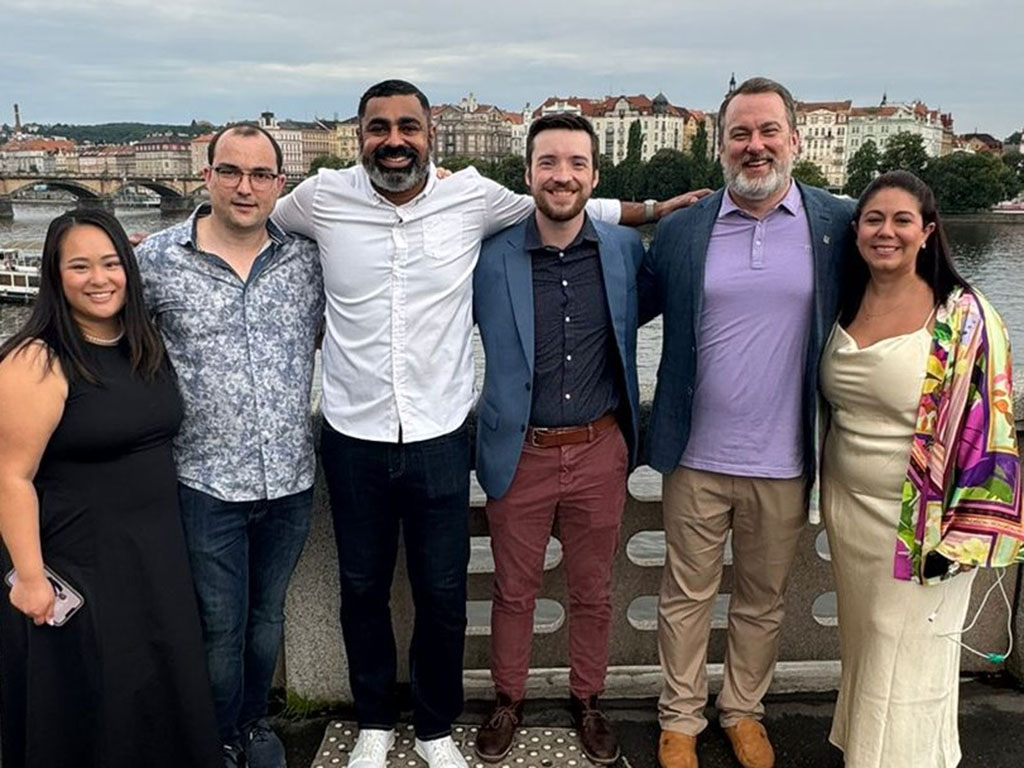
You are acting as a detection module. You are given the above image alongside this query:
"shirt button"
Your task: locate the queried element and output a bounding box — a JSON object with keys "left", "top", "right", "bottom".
{"left": 559, "top": 252, "right": 565, "bottom": 259}
{"left": 525, "top": 382, "right": 532, "bottom": 391}
{"left": 562, "top": 279, "right": 568, "bottom": 287}
{"left": 564, "top": 393, "right": 571, "bottom": 400}
{"left": 565, "top": 316, "right": 570, "bottom": 323}
{"left": 566, "top": 354, "right": 572, "bottom": 361}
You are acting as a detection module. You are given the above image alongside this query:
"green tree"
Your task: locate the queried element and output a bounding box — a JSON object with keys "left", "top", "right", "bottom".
{"left": 435, "top": 155, "right": 476, "bottom": 173}
{"left": 307, "top": 154, "right": 352, "bottom": 175}
{"left": 926, "top": 152, "right": 1015, "bottom": 212}
{"left": 844, "top": 139, "right": 880, "bottom": 197}
{"left": 791, "top": 159, "right": 829, "bottom": 188}
{"left": 1000, "top": 150, "right": 1023, "bottom": 197}
{"left": 1005, "top": 131, "right": 1021, "bottom": 147}
{"left": 643, "top": 149, "right": 695, "bottom": 200}
{"left": 486, "top": 154, "right": 528, "bottom": 194}
{"left": 612, "top": 120, "right": 647, "bottom": 201}
{"left": 689, "top": 122, "right": 712, "bottom": 189}
{"left": 878, "top": 131, "right": 929, "bottom": 176}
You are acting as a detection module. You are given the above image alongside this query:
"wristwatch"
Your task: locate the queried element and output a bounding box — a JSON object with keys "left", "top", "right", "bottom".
{"left": 644, "top": 199, "right": 657, "bottom": 223}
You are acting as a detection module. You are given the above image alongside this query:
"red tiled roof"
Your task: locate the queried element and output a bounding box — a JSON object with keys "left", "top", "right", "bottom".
{"left": 796, "top": 100, "right": 852, "bottom": 112}
{"left": 1, "top": 138, "right": 76, "bottom": 152}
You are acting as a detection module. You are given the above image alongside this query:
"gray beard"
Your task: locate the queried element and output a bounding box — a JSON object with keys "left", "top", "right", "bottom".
{"left": 724, "top": 155, "right": 793, "bottom": 201}
{"left": 363, "top": 157, "right": 429, "bottom": 193}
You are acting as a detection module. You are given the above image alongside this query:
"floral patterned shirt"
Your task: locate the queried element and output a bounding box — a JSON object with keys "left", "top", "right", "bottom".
{"left": 135, "top": 205, "right": 324, "bottom": 501}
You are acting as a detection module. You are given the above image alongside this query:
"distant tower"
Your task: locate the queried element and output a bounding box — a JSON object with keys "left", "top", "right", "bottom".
{"left": 13, "top": 103, "right": 21, "bottom": 132}
{"left": 880, "top": 91, "right": 888, "bottom": 106}
{"left": 727, "top": 73, "right": 737, "bottom": 97}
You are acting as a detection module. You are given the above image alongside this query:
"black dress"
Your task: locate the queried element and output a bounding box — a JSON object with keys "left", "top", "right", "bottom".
{"left": 0, "top": 340, "right": 221, "bottom": 768}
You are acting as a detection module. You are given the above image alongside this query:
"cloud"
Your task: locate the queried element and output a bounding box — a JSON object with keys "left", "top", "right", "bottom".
{"left": 2, "top": 0, "right": 1020, "bottom": 137}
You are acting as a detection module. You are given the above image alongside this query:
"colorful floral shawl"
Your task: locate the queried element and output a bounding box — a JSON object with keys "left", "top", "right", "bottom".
{"left": 895, "top": 286, "right": 1022, "bottom": 584}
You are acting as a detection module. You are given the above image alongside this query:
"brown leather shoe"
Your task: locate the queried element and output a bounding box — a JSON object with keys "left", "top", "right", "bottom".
{"left": 570, "top": 694, "right": 620, "bottom": 765}
{"left": 657, "top": 730, "right": 698, "bottom": 768}
{"left": 474, "top": 693, "right": 524, "bottom": 762}
{"left": 722, "top": 718, "right": 774, "bottom": 768}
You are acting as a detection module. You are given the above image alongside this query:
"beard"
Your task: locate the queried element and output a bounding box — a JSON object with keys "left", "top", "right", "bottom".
{"left": 723, "top": 151, "right": 793, "bottom": 201}
{"left": 533, "top": 182, "right": 589, "bottom": 222}
{"left": 362, "top": 144, "right": 430, "bottom": 193}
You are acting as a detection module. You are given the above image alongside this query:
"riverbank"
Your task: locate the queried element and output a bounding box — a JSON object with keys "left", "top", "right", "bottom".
{"left": 946, "top": 210, "right": 1024, "bottom": 224}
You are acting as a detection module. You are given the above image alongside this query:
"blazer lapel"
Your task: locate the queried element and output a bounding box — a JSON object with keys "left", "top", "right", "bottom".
{"left": 504, "top": 243, "right": 535, "bottom": 371}
{"left": 596, "top": 227, "right": 628, "bottom": 352}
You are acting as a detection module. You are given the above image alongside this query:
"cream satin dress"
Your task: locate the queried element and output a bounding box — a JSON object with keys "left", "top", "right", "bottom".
{"left": 820, "top": 320, "right": 976, "bottom": 768}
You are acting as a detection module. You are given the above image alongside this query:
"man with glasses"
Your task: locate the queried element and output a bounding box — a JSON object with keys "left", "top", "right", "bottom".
{"left": 136, "top": 123, "right": 324, "bottom": 768}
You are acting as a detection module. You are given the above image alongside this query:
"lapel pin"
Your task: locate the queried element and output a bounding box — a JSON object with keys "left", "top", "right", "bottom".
{"left": 823, "top": 235, "right": 831, "bottom": 245}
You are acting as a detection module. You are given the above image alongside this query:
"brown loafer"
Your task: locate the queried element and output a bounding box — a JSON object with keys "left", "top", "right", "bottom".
{"left": 475, "top": 693, "right": 524, "bottom": 762}
{"left": 722, "top": 718, "right": 774, "bottom": 768}
{"left": 570, "top": 694, "right": 620, "bottom": 765}
{"left": 657, "top": 730, "right": 698, "bottom": 768}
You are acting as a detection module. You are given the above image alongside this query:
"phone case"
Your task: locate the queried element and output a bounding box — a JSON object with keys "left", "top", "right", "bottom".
{"left": 4, "top": 565, "right": 85, "bottom": 626}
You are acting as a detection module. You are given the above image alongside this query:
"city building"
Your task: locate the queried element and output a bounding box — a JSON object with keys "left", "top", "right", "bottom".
{"left": 190, "top": 134, "right": 214, "bottom": 176}
{"left": 960, "top": 132, "right": 1004, "bottom": 154}
{"left": 77, "top": 145, "right": 136, "bottom": 177}
{"left": 795, "top": 101, "right": 851, "bottom": 189}
{"left": 134, "top": 135, "right": 192, "bottom": 177}
{"left": 317, "top": 117, "right": 360, "bottom": 164}
{"left": 0, "top": 138, "right": 76, "bottom": 174}
{"left": 277, "top": 119, "right": 334, "bottom": 175}
{"left": 257, "top": 112, "right": 304, "bottom": 178}
{"left": 846, "top": 98, "right": 949, "bottom": 159}
{"left": 432, "top": 94, "right": 514, "bottom": 164}
{"left": 532, "top": 93, "right": 709, "bottom": 165}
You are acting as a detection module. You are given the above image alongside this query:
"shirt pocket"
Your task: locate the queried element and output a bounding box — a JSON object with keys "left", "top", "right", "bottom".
{"left": 422, "top": 213, "right": 463, "bottom": 259}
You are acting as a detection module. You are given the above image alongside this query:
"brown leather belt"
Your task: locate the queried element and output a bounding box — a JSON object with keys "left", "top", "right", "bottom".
{"left": 526, "top": 412, "right": 618, "bottom": 448}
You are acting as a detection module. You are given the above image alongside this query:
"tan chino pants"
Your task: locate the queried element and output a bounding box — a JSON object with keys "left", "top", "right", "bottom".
{"left": 657, "top": 466, "right": 806, "bottom": 735}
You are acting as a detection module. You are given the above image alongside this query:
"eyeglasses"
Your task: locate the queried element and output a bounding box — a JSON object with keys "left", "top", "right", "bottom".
{"left": 211, "top": 165, "right": 281, "bottom": 190}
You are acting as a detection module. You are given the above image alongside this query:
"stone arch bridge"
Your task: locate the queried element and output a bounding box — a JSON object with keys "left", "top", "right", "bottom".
{"left": 0, "top": 173, "right": 208, "bottom": 219}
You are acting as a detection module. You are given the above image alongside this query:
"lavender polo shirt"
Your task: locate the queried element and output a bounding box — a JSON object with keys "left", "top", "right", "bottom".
{"left": 679, "top": 182, "right": 813, "bottom": 478}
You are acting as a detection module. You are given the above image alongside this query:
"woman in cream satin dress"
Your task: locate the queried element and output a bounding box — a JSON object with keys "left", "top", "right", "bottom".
{"left": 819, "top": 171, "right": 1019, "bottom": 768}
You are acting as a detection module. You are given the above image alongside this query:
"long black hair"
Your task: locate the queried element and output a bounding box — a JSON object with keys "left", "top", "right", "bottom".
{"left": 838, "top": 170, "right": 969, "bottom": 326}
{"left": 0, "top": 208, "right": 165, "bottom": 383}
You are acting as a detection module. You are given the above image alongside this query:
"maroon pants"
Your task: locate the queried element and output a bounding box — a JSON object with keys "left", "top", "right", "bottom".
{"left": 486, "top": 423, "right": 628, "bottom": 700}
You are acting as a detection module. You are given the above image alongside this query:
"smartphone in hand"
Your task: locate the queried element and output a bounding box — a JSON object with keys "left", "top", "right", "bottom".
{"left": 5, "top": 566, "right": 85, "bottom": 626}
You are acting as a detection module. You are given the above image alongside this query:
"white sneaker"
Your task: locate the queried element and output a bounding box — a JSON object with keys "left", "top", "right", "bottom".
{"left": 348, "top": 728, "right": 396, "bottom": 768}
{"left": 414, "top": 735, "right": 469, "bottom": 768}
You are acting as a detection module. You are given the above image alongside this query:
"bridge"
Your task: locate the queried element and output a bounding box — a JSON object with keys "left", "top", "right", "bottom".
{"left": 0, "top": 173, "right": 208, "bottom": 219}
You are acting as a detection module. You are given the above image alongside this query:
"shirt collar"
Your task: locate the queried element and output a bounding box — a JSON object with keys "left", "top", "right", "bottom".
{"left": 525, "top": 213, "right": 598, "bottom": 252}
{"left": 718, "top": 179, "right": 803, "bottom": 220}
{"left": 179, "top": 202, "right": 287, "bottom": 249}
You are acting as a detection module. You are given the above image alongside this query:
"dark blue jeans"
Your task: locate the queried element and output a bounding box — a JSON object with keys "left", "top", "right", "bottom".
{"left": 320, "top": 421, "right": 470, "bottom": 740}
{"left": 177, "top": 484, "right": 314, "bottom": 743}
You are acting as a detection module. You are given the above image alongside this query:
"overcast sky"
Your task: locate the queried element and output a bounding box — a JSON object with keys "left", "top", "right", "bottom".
{"left": 2, "top": 0, "right": 1020, "bottom": 139}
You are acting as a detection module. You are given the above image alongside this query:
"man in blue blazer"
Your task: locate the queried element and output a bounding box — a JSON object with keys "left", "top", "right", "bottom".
{"left": 472, "top": 114, "right": 644, "bottom": 766}
{"left": 641, "top": 78, "right": 855, "bottom": 768}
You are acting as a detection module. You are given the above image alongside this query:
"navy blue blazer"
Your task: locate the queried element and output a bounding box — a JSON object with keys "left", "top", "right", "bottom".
{"left": 639, "top": 182, "right": 856, "bottom": 484}
{"left": 474, "top": 218, "right": 644, "bottom": 500}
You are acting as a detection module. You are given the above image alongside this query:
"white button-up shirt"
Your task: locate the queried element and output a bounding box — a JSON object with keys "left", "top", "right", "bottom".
{"left": 272, "top": 164, "right": 621, "bottom": 443}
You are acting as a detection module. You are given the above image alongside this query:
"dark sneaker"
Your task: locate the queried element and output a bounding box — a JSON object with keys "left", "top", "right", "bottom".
{"left": 242, "top": 719, "right": 286, "bottom": 768}
{"left": 223, "top": 741, "right": 247, "bottom": 768}
{"left": 474, "top": 693, "right": 524, "bottom": 762}
{"left": 569, "top": 694, "right": 619, "bottom": 765}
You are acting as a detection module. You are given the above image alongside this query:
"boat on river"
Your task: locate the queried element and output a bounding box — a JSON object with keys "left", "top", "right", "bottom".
{"left": 0, "top": 249, "right": 40, "bottom": 302}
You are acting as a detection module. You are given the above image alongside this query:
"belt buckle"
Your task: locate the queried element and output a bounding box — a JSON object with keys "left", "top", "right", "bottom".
{"left": 529, "top": 427, "right": 552, "bottom": 447}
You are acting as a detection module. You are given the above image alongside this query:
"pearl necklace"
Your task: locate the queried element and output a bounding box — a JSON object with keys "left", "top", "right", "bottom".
{"left": 82, "top": 329, "right": 124, "bottom": 346}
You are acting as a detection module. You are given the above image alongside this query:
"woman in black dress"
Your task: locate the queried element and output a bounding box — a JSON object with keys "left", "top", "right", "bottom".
{"left": 0, "top": 209, "right": 220, "bottom": 767}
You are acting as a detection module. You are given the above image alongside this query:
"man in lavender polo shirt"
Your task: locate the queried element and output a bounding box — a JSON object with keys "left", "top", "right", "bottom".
{"left": 639, "top": 77, "right": 854, "bottom": 768}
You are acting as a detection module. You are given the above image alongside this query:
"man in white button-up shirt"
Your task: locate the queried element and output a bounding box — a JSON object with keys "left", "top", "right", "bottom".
{"left": 272, "top": 79, "right": 698, "bottom": 768}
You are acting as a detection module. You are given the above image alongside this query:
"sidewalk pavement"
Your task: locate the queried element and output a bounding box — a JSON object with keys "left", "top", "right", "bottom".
{"left": 274, "top": 675, "right": 1024, "bottom": 768}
